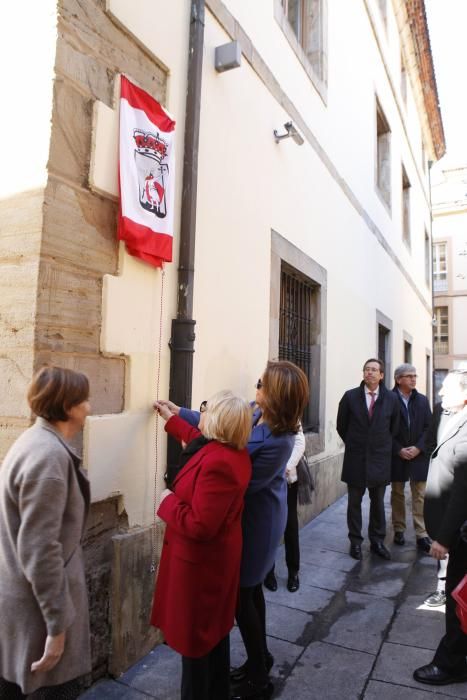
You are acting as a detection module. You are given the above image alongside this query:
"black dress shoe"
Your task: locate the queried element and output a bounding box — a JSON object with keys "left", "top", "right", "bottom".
{"left": 417, "top": 536, "right": 432, "bottom": 554}
{"left": 230, "top": 680, "right": 274, "bottom": 699}
{"left": 370, "top": 542, "right": 391, "bottom": 560}
{"left": 393, "top": 531, "right": 405, "bottom": 545}
{"left": 349, "top": 543, "right": 362, "bottom": 560}
{"left": 413, "top": 663, "right": 467, "bottom": 685}
{"left": 287, "top": 573, "right": 300, "bottom": 592}
{"left": 263, "top": 571, "right": 277, "bottom": 592}
{"left": 230, "top": 654, "right": 274, "bottom": 684}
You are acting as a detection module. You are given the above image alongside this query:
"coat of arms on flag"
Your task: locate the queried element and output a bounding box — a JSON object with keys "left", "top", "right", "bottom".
{"left": 118, "top": 75, "right": 175, "bottom": 268}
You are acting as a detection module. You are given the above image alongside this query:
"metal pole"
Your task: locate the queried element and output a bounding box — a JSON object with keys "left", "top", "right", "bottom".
{"left": 166, "top": 0, "right": 205, "bottom": 484}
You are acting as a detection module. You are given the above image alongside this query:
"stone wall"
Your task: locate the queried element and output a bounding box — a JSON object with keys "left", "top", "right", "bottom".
{"left": 1, "top": 0, "right": 170, "bottom": 682}
{"left": 83, "top": 498, "right": 129, "bottom": 681}
{"left": 45, "top": 0, "right": 170, "bottom": 680}
{"left": 0, "top": 190, "right": 43, "bottom": 460}
{"left": 299, "top": 452, "right": 346, "bottom": 527}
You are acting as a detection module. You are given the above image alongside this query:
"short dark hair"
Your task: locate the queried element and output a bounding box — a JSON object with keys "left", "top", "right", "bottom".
{"left": 363, "top": 358, "right": 384, "bottom": 373}
{"left": 261, "top": 360, "right": 309, "bottom": 435}
{"left": 28, "top": 366, "right": 89, "bottom": 422}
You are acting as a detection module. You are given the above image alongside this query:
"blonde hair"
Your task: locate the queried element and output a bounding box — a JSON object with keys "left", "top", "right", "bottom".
{"left": 202, "top": 390, "right": 252, "bottom": 450}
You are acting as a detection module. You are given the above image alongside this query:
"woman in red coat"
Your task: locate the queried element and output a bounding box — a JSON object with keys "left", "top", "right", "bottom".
{"left": 151, "top": 390, "right": 252, "bottom": 700}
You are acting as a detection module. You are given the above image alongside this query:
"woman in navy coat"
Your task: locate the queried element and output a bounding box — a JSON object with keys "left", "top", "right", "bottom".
{"left": 168, "top": 361, "right": 309, "bottom": 699}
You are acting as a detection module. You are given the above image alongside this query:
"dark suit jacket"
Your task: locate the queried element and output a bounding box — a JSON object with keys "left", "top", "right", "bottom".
{"left": 391, "top": 388, "right": 432, "bottom": 482}
{"left": 337, "top": 381, "right": 400, "bottom": 488}
{"left": 424, "top": 408, "right": 467, "bottom": 547}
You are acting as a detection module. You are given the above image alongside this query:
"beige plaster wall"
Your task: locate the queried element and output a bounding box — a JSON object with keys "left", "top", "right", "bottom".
{"left": 84, "top": 0, "right": 190, "bottom": 526}
{"left": 86, "top": 0, "right": 435, "bottom": 529}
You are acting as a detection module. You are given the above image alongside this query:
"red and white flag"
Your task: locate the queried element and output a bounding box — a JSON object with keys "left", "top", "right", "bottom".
{"left": 118, "top": 75, "right": 175, "bottom": 267}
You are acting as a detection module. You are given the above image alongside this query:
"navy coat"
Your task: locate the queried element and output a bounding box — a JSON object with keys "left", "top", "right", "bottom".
{"left": 337, "top": 381, "right": 400, "bottom": 488}
{"left": 180, "top": 407, "right": 294, "bottom": 587}
{"left": 391, "top": 387, "right": 432, "bottom": 482}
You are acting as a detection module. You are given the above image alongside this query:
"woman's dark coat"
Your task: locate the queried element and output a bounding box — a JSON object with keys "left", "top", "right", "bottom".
{"left": 337, "top": 381, "right": 400, "bottom": 488}
{"left": 391, "top": 387, "right": 432, "bottom": 482}
{"left": 180, "top": 407, "right": 294, "bottom": 587}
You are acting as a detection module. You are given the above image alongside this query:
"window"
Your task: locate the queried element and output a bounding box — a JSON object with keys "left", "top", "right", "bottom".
{"left": 271, "top": 230, "right": 326, "bottom": 451}
{"left": 378, "top": 0, "right": 387, "bottom": 25}
{"left": 376, "top": 100, "right": 391, "bottom": 209}
{"left": 401, "top": 56, "right": 407, "bottom": 104}
{"left": 422, "top": 143, "right": 428, "bottom": 175}
{"left": 426, "top": 354, "right": 431, "bottom": 402}
{"left": 434, "top": 306, "right": 449, "bottom": 355}
{"left": 404, "top": 340, "right": 412, "bottom": 363}
{"left": 434, "top": 369, "right": 448, "bottom": 400}
{"left": 425, "top": 229, "right": 431, "bottom": 287}
{"left": 402, "top": 166, "right": 411, "bottom": 248}
{"left": 433, "top": 242, "right": 448, "bottom": 291}
{"left": 279, "top": 263, "right": 319, "bottom": 431}
{"left": 376, "top": 310, "right": 392, "bottom": 388}
{"left": 281, "top": 0, "right": 325, "bottom": 80}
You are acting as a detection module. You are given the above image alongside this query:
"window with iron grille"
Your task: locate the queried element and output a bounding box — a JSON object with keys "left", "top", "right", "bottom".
{"left": 279, "top": 264, "right": 319, "bottom": 431}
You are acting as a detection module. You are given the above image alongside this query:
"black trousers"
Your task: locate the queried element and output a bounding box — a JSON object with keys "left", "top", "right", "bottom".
{"left": 347, "top": 485, "right": 386, "bottom": 544}
{"left": 0, "top": 678, "right": 80, "bottom": 699}
{"left": 181, "top": 635, "right": 230, "bottom": 700}
{"left": 432, "top": 537, "right": 467, "bottom": 674}
{"left": 268, "top": 482, "right": 300, "bottom": 577}
{"left": 235, "top": 584, "right": 270, "bottom": 686}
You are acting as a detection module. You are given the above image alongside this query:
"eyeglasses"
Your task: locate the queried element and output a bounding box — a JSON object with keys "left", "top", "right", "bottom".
{"left": 199, "top": 400, "right": 208, "bottom": 413}
{"left": 399, "top": 374, "right": 417, "bottom": 379}
{"left": 255, "top": 379, "right": 263, "bottom": 390}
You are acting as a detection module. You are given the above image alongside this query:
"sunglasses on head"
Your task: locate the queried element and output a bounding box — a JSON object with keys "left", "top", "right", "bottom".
{"left": 255, "top": 379, "right": 263, "bottom": 390}
{"left": 199, "top": 400, "right": 208, "bottom": 413}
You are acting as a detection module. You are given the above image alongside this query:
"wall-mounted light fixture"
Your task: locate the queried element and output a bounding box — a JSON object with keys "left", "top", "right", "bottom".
{"left": 273, "top": 121, "right": 304, "bottom": 146}
{"left": 215, "top": 41, "right": 241, "bottom": 73}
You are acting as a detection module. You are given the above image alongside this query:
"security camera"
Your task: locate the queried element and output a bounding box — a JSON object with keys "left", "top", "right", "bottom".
{"left": 285, "top": 121, "right": 304, "bottom": 146}
{"left": 273, "top": 121, "right": 304, "bottom": 146}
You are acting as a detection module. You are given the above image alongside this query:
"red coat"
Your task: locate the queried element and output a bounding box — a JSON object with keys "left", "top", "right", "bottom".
{"left": 150, "top": 415, "right": 251, "bottom": 657}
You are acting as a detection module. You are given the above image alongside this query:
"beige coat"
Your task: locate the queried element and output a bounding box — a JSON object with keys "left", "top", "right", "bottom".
{"left": 0, "top": 418, "right": 91, "bottom": 693}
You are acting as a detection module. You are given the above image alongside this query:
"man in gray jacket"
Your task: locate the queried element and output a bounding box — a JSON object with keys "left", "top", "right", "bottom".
{"left": 414, "top": 369, "right": 467, "bottom": 686}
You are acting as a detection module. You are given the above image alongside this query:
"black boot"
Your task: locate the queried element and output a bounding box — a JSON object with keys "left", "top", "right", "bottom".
{"left": 230, "top": 653, "right": 274, "bottom": 684}
{"left": 230, "top": 679, "right": 274, "bottom": 699}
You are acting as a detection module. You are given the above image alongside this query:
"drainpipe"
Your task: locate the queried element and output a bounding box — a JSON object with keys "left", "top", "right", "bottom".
{"left": 428, "top": 159, "right": 436, "bottom": 404}
{"left": 166, "top": 0, "right": 205, "bottom": 484}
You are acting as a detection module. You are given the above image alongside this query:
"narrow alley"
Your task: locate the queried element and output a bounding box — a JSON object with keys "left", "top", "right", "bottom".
{"left": 82, "top": 493, "right": 465, "bottom": 699}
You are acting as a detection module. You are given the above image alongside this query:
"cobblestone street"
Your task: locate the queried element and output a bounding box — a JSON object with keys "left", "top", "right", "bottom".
{"left": 81, "top": 492, "right": 467, "bottom": 699}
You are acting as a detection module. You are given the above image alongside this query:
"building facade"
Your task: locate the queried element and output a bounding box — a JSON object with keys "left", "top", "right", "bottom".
{"left": 432, "top": 166, "right": 467, "bottom": 396}
{"left": 0, "top": 0, "right": 444, "bottom": 680}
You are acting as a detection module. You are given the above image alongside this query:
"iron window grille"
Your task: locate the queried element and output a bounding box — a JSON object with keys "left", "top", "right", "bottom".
{"left": 279, "top": 265, "right": 317, "bottom": 431}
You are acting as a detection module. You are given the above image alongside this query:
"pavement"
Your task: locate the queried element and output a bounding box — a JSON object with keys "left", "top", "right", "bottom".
{"left": 80, "top": 492, "right": 467, "bottom": 699}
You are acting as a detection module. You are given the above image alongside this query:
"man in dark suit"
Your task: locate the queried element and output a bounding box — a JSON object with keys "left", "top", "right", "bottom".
{"left": 414, "top": 369, "right": 467, "bottom": 686}
{"left": 337, "top": 358, "right": 400, "bottom": 560}
{"left": 391, "top": 363, "right": 432, "bottom": 552}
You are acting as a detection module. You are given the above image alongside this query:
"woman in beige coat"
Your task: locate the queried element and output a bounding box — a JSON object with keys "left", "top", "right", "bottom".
{"left": 0, "top": 366, "right": 91, "bottom": 699}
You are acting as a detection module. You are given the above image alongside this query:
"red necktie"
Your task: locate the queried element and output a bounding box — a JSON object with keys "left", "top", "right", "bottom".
{"left": 368, "top": 392, "right": 376, "bottom": 419}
